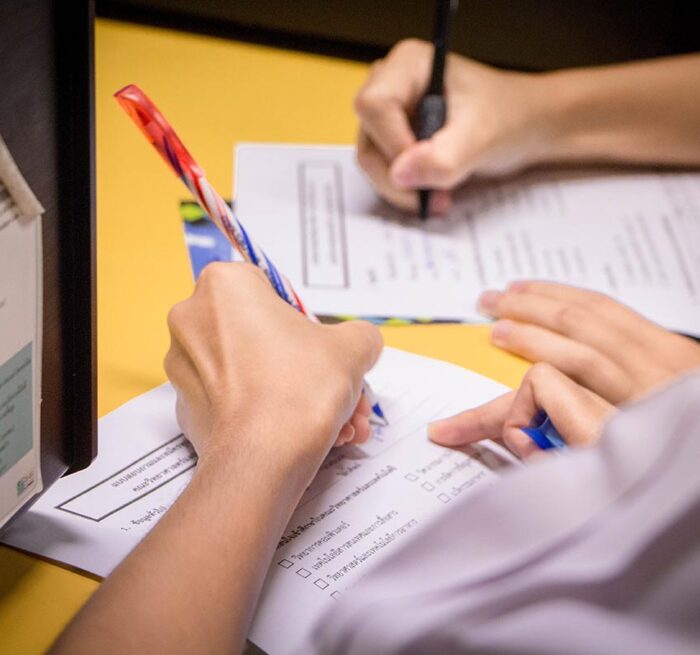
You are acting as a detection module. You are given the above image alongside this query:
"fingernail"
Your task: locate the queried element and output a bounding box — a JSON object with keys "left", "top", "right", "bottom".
{"left": 477, "top": 290, "right": 502, "bottom": 316}
{"left": 427, "top": 421, "right": 439, "bottom": 441}
{"left": 491, "top": 319, "right": 514, "bottom": 345}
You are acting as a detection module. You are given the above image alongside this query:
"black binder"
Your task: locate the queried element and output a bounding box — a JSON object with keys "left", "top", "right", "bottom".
{"left": 0, "top": 0, "right": 97, "bottom": 520}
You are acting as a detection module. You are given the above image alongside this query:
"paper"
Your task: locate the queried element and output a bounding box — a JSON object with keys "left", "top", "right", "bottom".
{"left": 234, "top": 144, "right": 700, "bottom": 335}
{"left": 0, "top": 134, "right": 44, "bottom": 528}
{"left": 1, "top": 348, "right": 515, "bottom": 653}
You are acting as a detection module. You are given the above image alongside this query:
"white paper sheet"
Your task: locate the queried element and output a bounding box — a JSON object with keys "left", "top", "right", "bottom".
{"left": 234, "top": 144, "right": 700, "bottom": 335}
{"left": 1, "top": 348, "right": 515, "bottom": 653}
{"left": 0, "top": 134, "right": 44, "bottom": 528}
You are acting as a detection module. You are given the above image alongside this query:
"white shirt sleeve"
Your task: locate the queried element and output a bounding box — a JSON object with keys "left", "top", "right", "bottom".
{"left": 305, "top": 372, "right": 700, "bottom": 655}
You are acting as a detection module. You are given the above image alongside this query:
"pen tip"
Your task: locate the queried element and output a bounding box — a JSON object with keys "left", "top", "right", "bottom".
{"left": 371, "top": 403, "right": 389, "bottom": 426}
{"left": 419, "top": 190, "right": 430, "bottom": 221}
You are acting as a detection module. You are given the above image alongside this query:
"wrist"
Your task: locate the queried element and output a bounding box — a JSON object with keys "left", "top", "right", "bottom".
{"left": 535, "top": 66, "right": 621, "bottom": 164}
{"left": 195, "top": 413, "right": 332, "bottom": 495}
{"left": 490, "top": 70, "right": 575, "bottom": 172}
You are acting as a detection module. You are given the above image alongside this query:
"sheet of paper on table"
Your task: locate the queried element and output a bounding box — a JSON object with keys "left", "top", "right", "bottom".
{"left": 0, "top": 134, "right": 44, "bottom": 528}
{"left": 234, "top": 144, "right": 700, "bottom": 336}
{"left": 1, "top": 348, "right": 517, "bottom": 654}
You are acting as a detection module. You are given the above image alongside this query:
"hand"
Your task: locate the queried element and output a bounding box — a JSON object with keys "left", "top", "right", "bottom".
{"left": 53, "top": 266, "right": 383, "bottom": 655}
{"left": 430, "top": 362, "right": 613, "bottom": 459}
{"left": 478, "top": 281, "right": 700, "bottom": 404}
{"left": 164, "top": 263, "right": 383, "bottom": 474}
{"left": 354, "top": 39, "right": 553, "bottom": 213}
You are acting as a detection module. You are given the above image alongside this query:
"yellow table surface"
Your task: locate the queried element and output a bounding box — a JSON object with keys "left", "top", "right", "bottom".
{"left": 0, "top": 18, "right": 529, "bottom": 653}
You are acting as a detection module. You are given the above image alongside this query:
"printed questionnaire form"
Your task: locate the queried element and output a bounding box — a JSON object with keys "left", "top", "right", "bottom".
{"left": 235, "top": 145, "right": 700, "bottom": 335}
{"left": 2, "top": 348, "right": 517, "bottom": 654}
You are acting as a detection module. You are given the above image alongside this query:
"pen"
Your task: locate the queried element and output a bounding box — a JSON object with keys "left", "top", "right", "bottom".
{"left": 415, "top": 0, "right": 458, "bottom": 220}
{"left": 114, "top": 84, "right": 388, "bottom": 426}
{"left": 521, "top": 411, "right": 568, "bottom": 451}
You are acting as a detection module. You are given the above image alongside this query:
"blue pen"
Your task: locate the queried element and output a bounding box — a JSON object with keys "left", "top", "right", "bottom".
{"left": 521, "top": 411, "right": 568, "bottom": 451}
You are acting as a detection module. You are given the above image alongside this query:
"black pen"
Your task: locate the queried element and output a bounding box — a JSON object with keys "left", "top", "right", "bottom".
{"left": 415, "top": 0, "right": 458, "bottom": 220}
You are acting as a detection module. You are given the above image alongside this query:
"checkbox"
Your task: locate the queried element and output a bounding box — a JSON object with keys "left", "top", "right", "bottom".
{"left": 314, "top": 579, "right": 329, "bottom": 589}
{"left": 438, "top": 493, "right": 451, "bottom": 503}
{"left": 331, "top": 591, "right": 342, "bottom": 600}
{"left": 421, "top": 482, "right": 435, "bottom": 491}
{"left": 296, "top": 568, "right": 311, "bottom": 578}
{"left": 278, "top": 559, "right": 293, "bottom": 569}
{"left": 404, "top": 472, "right": 419, "bottom": 482}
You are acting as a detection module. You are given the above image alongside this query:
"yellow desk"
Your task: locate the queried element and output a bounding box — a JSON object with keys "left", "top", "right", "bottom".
{"left": 0, "top": 18, "right": 529, "bottom": 653}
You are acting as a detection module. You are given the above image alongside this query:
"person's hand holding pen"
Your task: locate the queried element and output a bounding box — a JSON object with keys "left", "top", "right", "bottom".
{"left": 354, "top": 39, "right": 552, "bottom": 215}
{"left": 355, "top": 40, "right": 700, "bottom": 216}
{"left": 114, "top": 84, "right": 388, "bottom": 441}
{"left": 430, "top": 361, "right": 613, "bottom": 459}
{"left": 165, "top": 263, "right": 383, "bottom": 465}
{"left": 430, "top": 282, "right": 700, "bottom": 458}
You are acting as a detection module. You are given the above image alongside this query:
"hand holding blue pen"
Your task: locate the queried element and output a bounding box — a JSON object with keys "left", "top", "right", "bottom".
{"left": 429, "top": 363, "right": 611, "bottom": 459}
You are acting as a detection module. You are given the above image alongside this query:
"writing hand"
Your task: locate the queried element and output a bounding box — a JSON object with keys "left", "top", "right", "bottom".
{"left": 354, "top": 39, "right": 552, "bottom": 214}
{"left": 164, "top": 263, "right": 383, "bottom": 474}
{"left": 430, "top": 362, "right": 613, "bottom": 459}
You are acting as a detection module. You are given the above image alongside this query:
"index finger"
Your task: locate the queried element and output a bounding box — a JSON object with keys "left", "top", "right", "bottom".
{"left": 354, "top": 40, "right": 433, "bottom": 160}
{"left": 507, "top": 281, "right": 668, "bottom": 343}
{"left": 478, "top": 288, "right": 652, "bottom": 375}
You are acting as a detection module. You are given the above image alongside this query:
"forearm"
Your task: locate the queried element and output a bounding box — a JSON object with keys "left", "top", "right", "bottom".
{"left": 539, "top": 53, "right": 700, "bottom": 166}
{"left": 50, "top": 435, "right": 320, "bottom": 655}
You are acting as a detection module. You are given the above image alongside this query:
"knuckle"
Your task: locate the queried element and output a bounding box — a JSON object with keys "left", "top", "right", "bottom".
{"left": 356, "top": 321, "right": 384, "bottom": 360}
{"left": 166, "top": 301, "right": 186, "bottom": 333}
{"left": 567, "top": 347, "right": 597, "bottom": 376}
{"left": 552, "top": 304, "right": 586, "bottom": 334}
{"left": 162, "top": 350, "right": 177, "bottom": 379}
{"left": 393, "top": 38, "right": 429, "bottom": 57}
{"left": 527, "top": 362, "right": 557, "bottom": 385}
{"left": 196, "top": 261, "right": 229, "bottom": 288}
{"left": 368, "top": 59, "right": 384, "bottom": 76}
{"left": 198, "top": 261, "right": 265, "bottom": 293}
{"left": 354, "top": 85, "right": 386, "bottom": 118}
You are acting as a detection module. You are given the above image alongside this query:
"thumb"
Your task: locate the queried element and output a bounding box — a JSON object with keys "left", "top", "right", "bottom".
{"left": 332, "top": 320, "right": 384, "bottom": 376}
{"left": 389, "top": 123, "right": 480, "bottom": 190}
